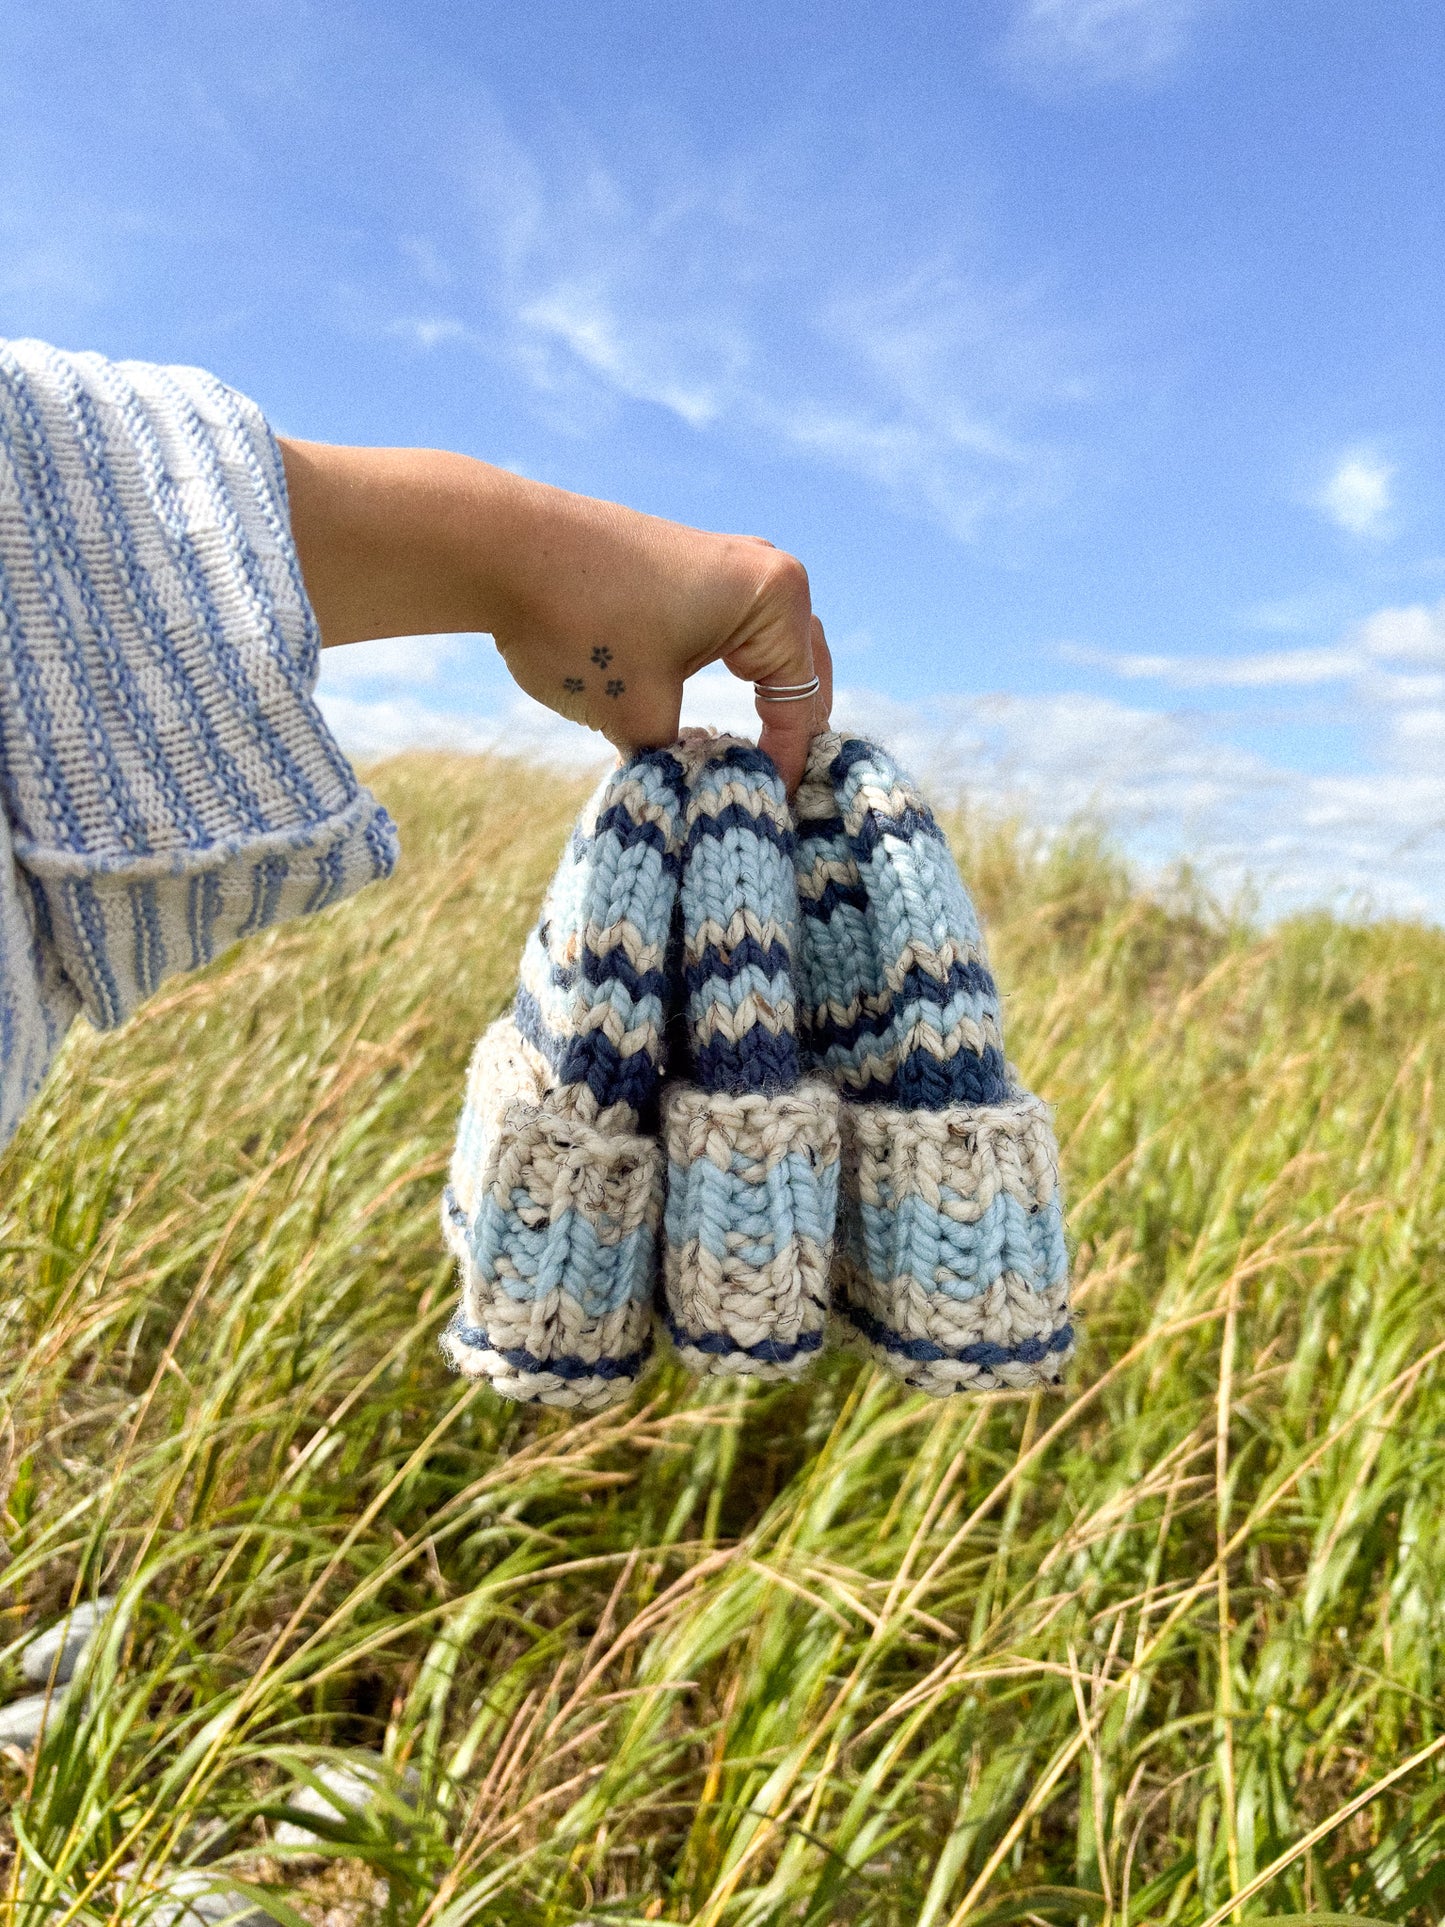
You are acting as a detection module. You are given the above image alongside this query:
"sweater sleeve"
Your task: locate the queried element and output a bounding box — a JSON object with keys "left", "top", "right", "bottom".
{"left": 0, "top": 337, "right": 398, "bottom": 1149}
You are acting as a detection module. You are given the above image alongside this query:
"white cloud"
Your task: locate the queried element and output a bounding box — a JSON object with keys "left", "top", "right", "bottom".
{"left": 1000, "top": 0, "right": 1209, "bottom": 87}
{"left": 314, "top": 592, "right": 1445, "bottom": 925}
{"left": 383, "top": 121, "right": 1091, "bottom": 544}
{"left": 318, "top": 633, "right": 472, "bottom": 688}
{"left": 1315, "top": 450, "right": 1395, "bottom": 538}
{"left": 1059, "top": 641, "right": 1359, "bottom": 687}
{"left": 1352, "top": 596, "right": 1445, "bottom": 663}
{"left": 315, "top": 651, "right": 1445, "bottom": 922}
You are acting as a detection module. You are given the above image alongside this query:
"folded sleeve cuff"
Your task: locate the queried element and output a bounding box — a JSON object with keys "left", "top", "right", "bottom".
{"left": 0, "top": 338, "right": 398, "bottom": 1031}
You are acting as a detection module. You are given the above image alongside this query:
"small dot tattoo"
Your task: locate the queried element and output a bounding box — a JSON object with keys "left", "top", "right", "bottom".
{"left": 591, "top": 645, "right": 613, "bottom": 668}
{"left": 562, "top": 676, "right": 585, "bottom": 694}
{"left": 606, "top": 678, "right": 625, "bottom": 698}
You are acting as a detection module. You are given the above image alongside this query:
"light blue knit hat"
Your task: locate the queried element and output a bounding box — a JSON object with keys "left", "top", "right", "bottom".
{"left": 441, "top": 749, "right": 686, "bottom": 1410}
{"left": 792, "top": 732, "right": 1072, "bottom": 1395}
{"left": 659, "top": 735, "right": 840, "bottom": 1380}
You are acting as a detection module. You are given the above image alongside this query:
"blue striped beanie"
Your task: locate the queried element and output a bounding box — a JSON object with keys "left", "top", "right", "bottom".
{"left": 443, "top": 729, "right": 1071, "bottom": 1409}
{"left": 441, "top": 749, "right": 686, "bottom": 1409}
{"left": 793, "top": 731, "right": 1072, "bottom": 1395}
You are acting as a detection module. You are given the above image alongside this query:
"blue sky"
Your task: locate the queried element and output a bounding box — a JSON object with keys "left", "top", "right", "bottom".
{"left": 3, "top": 0, "right": 1443, "bottom": 914}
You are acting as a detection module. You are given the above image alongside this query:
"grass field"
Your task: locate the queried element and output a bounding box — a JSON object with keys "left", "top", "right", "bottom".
{"left": 5, "top": 750, "right": 1445, "bottom": 1926}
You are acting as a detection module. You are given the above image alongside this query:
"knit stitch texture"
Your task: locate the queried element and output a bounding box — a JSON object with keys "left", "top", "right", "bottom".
{"left": 442, "top": 750, "right": 686, "bottom": 1409}
{"left": 660, "top": 736, "right": 840, "bottom": 1380}
{"left": 444, "top": 730, "right": 1071, "bottom": 1408}
{"left": 0, "top": 338, "right": 397, "bottom": 1149}
{"left": 794, "top": 732, "right": 1072, "bottom": 1393}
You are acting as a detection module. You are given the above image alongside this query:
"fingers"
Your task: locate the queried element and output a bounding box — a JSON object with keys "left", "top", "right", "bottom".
{"left": 753, "top": 615, "right": 832, "bottom": 795}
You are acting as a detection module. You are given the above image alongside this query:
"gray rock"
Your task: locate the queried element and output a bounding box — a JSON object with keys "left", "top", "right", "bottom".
{"left": 21, "top": 1596, "right": 116, "bottom": 1686}
{"left": 0, "top": 1690, "right": 65, "bottom": 1749}
{"left": 115, "top": 1866, "right": 270, "bottom": 1927}
{"left": 272, "top": 1755, "right": 419, "bottom": 1851}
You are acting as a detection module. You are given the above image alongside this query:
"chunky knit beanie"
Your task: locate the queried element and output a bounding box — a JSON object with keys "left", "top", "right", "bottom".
{"left": 444, "top": 730, "right": 1070, "bottom": 1409}
{"left": 793, "top": 732, "right": 1072, "bottom": 1395}
{"left": 441, "top": 749, "right": 684, "bottom": 1410}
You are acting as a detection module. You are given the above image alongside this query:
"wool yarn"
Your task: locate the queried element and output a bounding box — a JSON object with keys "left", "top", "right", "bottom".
{"left": 792, "top": 732, "right": 1072, "bottom": 1394}
{"left": 443, "top": 728, "right": 1071, "bottom": 1408}
{"left": 660, "top": 736, "right": 840, "bottom": 1380}
{"left": 441, "top": 749, "right": 685, "bottom": 1410}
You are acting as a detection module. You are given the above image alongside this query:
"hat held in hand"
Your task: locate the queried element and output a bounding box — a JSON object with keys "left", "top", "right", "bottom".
{"left": 793, "top": 733, "right": 1072, "bottom": 1396}
{"left": 441, "top": 750, "right": 685, "bottom": 1410}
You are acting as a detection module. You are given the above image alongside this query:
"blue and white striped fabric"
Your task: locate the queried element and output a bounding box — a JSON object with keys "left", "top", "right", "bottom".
{"left": 0, "top": 338, "right": 398, "bottom": 1149}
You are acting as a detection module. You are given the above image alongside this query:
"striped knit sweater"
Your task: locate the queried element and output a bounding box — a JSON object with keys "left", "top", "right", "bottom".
{"left": 0, "top": 338, "right": 398, "bottom": 1150}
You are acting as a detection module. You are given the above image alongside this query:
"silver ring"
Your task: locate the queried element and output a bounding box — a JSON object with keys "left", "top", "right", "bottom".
{"left": 753, "top": 675, "right": 820, "bottom": 703}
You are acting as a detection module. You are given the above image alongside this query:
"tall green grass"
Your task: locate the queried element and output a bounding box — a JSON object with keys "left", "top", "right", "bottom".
{"left": 4, "top": 752, "right": 1445, "bottom": 1925}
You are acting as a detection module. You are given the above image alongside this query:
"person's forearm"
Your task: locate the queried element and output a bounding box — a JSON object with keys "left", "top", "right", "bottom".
{"left": 280, "top": 439, "right": 539, "bottom": 645}
{"left": 277, "top": 436, "right": 831, "bottom": 788}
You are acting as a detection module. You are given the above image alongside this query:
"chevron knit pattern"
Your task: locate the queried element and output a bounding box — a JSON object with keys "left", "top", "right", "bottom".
{"left": 441, "top": 750, "right": 686, "bottom": 1410}
{"left": 661, "top": 737, "right": 840, "bottom": 1380}
{"left": 794, "top": 732, "right": 1072, "bottom": 1395}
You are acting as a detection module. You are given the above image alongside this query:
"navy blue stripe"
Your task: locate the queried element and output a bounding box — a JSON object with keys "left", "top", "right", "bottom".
{"left": 846, "top": 1302, "right": 1072, "bottom": 1371}
{"left": 803, "top": 958, "right": 999, "bottom": 1056}
{"left": 693, "top": 1030, "right": 799, "bottom": 1097}
{"left": 573, "top": 806, "right": 682, "bottom": 877}
{"left": 799, "top": 803, "right": 946, "bottom": 863}
{"left": 557, "top": 1028, "right": 666, "bottom": 1113}
{"left": 520, "top": 977, "right": 667, "bottom": 1110}
{"left": 800, "top": 877, "right": 872, "bottom": 923}
{"left": 665, "top": 1312, "right": 823, "bottom": 1367}
{"left": 852, "top": 803, "right": 946, "bottom": 862}
{"left": 829, "top": 737, "right": 881, "bottom": 785}
{"left": 697, "top": 743, "right": 781, "bottom": 782}
{"left": 840, "top": 1044, "right": 1011, "bottom": 1109}
{"left": 559, "top": 945, "right": 669, "bottom": 1002}
{"left": 445, "top": 1315, "right": 651, "bottom": 1382}
{"left": 683, "top": 801, "right": 795, "bottom": 861}
{"left": 682, "top": 933, "right": 792, "bottom": 998}
{"left": 198, "top": 871, "right": 223, "bottom": 964}
{"left": 795, "top": 812, "right": 849, "bottom": 843}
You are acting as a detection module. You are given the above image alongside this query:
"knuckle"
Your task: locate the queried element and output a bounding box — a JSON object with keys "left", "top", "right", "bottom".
{"left": 768, "top": 549, "right": 810, "bottom": 600}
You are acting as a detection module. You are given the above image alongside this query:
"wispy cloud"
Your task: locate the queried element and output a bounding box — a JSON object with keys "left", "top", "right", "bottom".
{"left": 1352, "top": 596, "right": 1445, "bottom": 663}
{"left": 317, "top": 664, "right": 1445, "bottom": 922}
{"left": 1314, "top": 448, "right": 1395, "bottom": 538}
{"left": 380, "top": 120, "right": 1094, "bottom": 544}
{"left": 1059, "top": 641, "right": 1359, "bottom": 687}
{"left": 999, "top": 0, "right": 1210, "bottom": 88}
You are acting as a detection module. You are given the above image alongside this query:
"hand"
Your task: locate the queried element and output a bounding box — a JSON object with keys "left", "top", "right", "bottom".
{"left": 279, "top": 442, "right": 832, "bottom": 791}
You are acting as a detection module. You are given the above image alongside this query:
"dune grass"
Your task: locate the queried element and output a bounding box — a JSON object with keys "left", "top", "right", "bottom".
{"left": 4, "top": 751, "right": 1445, "bottom": 1925}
